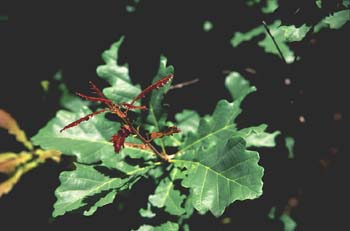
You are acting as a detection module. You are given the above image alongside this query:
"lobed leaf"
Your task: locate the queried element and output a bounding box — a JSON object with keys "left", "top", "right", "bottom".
{"left": 56, "top": 71, "right": 90, "bottom": 112}
{"left": 83, "top": 190, "right": 117, "bottom": 216}
{"left": 173, "top": 137, "right": 264, "bottom": 217}
{"left": 96, "top": 37, "right": 142, "bottom": 104}
{"left": 148, "top": 168, "right": 186, "bottom": 216}
{"left": 237, "top": 124, "right": 280, "bottom": 148}
{"left": 314, "top": 10, "right": 350, "bottom": 32}
{"left": 175, "top": 109, "right": 200, "bottom": 136}
{"left": 225, "top": 71, "right": 256, "bottom": 102}
{"left": 32, "top": 108, "right": 118, "bottom": 164}
{"left": 53, "top": 163, "right": 146, "bottom": 217}
{"left": 231, "top": 21, "right": 311, "bottom": 63}
{"left": 145, "top": 56, "right": 174, "bottom": 150}
{"left": 139, "top": 202, "right": 156, "bottom": 218}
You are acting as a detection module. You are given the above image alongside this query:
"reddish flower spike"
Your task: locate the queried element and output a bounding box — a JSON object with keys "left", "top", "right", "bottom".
{"left": 76, "top": 92, "right": 113, "bottom": 105}
{"left": 121, "top": 103, "right": 148, "bottom": 111}
{"left": 89, "top": 81, "right": 106, "bottom": 98}
{"left": 129, "top": 74, "right": 173, "bottom": 105}
{"left": 59, "top": 108, "right": 107, "bottom": 132}
{"left": 111, "top": 125, "right": 132, "bottom": 153}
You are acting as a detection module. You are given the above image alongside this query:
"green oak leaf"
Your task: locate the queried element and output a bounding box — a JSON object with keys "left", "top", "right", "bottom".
{"left": 262, "top": 0, "right": 279, "bottom": 14}
{"left": 237, "top": 124, "right": 280, "bottom": 148}
{"left": 315, "top": 0, "right": 322, "bottom": 8}
{"left": 133, "top": 221, "right": 179, "bottom": 231}
{"left": 54, "top": 71, "right": 90, "bottom": 112}
{"left": 31, "top": 108, "right": 153, "bottom": 164}
{"left": 83, "top": 190, "right": 117, "bottom": 216}
{"left": 175, "top": 109, "right": 200, "bottom": 136}
{"left": 245, "top": 0, "right": 261, "bottom": 7}
{"left": 100, "top": 139, "right": 156, "bottom": 175}
{"left": 173, "top": 137, "right": 264, "bottom": 217}
{"left": 139, "top": 202, "right": 156, "bottom": 218}
{"left": 285, "top": 136, "right": 295, "bottom": 159}
{"left": 258, "top": 21, "right": 307, "bottom": 63}
{"left": 231, "top": 21, "right": 311, "bottom": 63}
{"left": 225, "top": 71, "right": 256, "bottom": 102}
{"left": 231, "top": 26, "right": 265, "bottom": 47}
{"left": 180, "top": 72, "right": 255, "bottom": 153}
{"left": 314, "top": 10, "right": 350, "bottom": 33}
{"left": 32, "top": 108, "right": 118, "bottom": 164}
{"left": 96, "top": 37, "right": 142, "bottom": 104}
{"left": 280, "top": 214, "right": 297, "bottom": 231}
{"left": 268, "top": 206, "right": 277, "bottom": 219}
{"left": 279, "top": 24, "right": 311, "bottom": 42}
{"left": 53, "top": 163, "right": 142, "bottom": 217}
{"left": 148, "top": 168, "right": 186, "bottom": 216}
{"left": 145, "top": 56, "right": 174, "bottom": 151}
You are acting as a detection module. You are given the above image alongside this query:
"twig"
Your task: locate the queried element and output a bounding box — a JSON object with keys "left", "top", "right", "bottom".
{"left": 122, "top": 117, "right": 169, "bottom": 162}
{"left": 262, "top": 21, "right": 287, "bottom": 64}
{"left": 167, "top": 78, "right": 199, "bottom": 92}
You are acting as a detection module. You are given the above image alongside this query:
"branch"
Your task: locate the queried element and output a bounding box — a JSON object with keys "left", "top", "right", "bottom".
{"left": 262, "top": 21, "right": 287, "bottom": 64}
{"left": 167, "top": 78, "right": 199, "bottom": 92}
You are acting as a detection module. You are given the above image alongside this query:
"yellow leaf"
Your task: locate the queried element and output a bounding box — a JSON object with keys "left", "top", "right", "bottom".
{"left": 35, "top": 149, "right": 61, "bottom": 163}
{"left": 0, "top": 109, "right": 33, "bottom": 150}
{"left": 0, "top": 152, "right": 32, "bottom": 174}
{"left": 0, "top": 168, "right": 24, "bottom": 197}
{"left": 0, "top": 159, "right": 40, "bottom": 198}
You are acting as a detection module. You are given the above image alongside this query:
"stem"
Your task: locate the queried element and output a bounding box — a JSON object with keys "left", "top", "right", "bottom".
{"left": 262, "top": 20, "right": 287, "bottom": 64}
{"left": 167, "top": 78, "right": 199, "bottom": 93}
{"left": 122, "top": 117, "right": 169, "bottom": 162}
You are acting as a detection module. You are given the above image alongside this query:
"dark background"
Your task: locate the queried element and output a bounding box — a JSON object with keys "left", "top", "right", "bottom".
{"left": 1, "top": 1, "right": 349, "bottom": 230}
